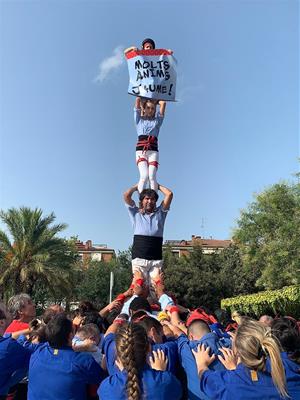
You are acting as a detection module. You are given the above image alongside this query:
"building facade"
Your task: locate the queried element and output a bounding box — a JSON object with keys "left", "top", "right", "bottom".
{"left": 75, "top": 240, "right": 115, "bottom": 267}
{"left": 164, "top": 235, "right": 232, "bottom": 257}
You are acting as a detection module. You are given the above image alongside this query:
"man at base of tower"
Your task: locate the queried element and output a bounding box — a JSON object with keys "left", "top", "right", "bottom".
{"left": 124, "top": 183, "right": 173, "bottom": 294}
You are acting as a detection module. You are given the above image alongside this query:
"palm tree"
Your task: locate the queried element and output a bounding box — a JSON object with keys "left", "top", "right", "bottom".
{"left": 0, "top": 207, "right": 76, "bottom": 299}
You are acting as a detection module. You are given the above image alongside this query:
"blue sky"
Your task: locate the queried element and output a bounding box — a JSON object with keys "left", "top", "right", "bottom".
{"left": 0, "top": 0, "right": 298, "bottom": 251}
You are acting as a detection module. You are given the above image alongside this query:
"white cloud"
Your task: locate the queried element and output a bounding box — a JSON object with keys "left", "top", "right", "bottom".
{"left": 94, "top": 46, "right": 124, "bottom": 83}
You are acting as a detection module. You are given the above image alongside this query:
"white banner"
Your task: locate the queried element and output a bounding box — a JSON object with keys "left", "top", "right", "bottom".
{"left": 126, "top": 49, "right": 177, "bottom": 101}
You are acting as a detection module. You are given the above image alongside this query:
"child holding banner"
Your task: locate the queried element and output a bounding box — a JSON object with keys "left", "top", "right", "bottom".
{"left": 134, "top": 96, "right": 166, "bottom": 193}
{"left": 124, "top": 38, "right": 173, "bottom": 55}
{"left": 124, "top": 37, "right": 156, "bottom": 55}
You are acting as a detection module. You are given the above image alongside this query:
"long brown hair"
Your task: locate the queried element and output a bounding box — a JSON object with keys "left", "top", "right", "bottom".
{"left": 115, "top": 323, "right": 149, "bottom": 400}
{"left": 235, "top": 319, "right": 288, "bottom": 398}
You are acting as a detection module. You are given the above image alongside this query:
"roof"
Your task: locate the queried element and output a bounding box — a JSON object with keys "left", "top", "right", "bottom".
{"left": 75, "top": 240, "right": 115, "bottom": 253}
{"left": 164, "top": 236, "right": 232, "bottom": 248}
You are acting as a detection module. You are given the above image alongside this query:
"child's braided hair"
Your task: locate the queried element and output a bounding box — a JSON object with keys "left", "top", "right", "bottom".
{"left": 115, "top": 322, "right": 149, "bottom": 400}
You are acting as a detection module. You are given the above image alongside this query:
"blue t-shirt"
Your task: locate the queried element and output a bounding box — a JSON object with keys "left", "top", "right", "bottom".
{"left": 177, "top": 333, "right": 228, "bottom": 400}
{"left": 200, "top": 355, "right": 300, "bottom": 400}
{"left": 152, "top": 340, "right": 179, "bottom": 375}
{"left": 134, "top": 108, "right": 164, "bottom": 138}
{"left": 126, "top": 203, "right": 168, "bottom": 237}
{"left": 267, "top": 352, "right": 300, "bottom": 400}
{"left": 98, "top": 365, "right": 182, "bottom": 400}
{"left": 0, "top": 335, "right": 31, "bottom": 395}
{"left": 28, "top": 343, "right": 105, "bottom": 400}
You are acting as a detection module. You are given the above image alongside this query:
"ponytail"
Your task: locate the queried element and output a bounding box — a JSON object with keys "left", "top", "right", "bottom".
{"left": 235, "top": 319, "right": 288, "bottom": 398}
{"left": 262, "top": 332, "right": 288, "bottom": 398}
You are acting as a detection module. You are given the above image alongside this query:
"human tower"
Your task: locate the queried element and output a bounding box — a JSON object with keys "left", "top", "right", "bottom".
{"left": 123, "top": 38, "right": 174, "bottom": 296}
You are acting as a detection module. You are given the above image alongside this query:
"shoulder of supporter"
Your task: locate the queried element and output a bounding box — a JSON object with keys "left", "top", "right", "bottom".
{"left": 200, "top": 369, "right": 227, "bottom": 399}
{"left": 152, "top": 341, "right": 178, "bottom": 373}
{"left": 1, "top": 336, "right": 32, "bottom": 366}
{"left": 17, "top": 336, "right": 42, "bottom": 353}
{"left": 176, "top": 333, "right": 189, "bottom": 347}
{"left": 102, "top": 333, "right": 116, "bottom": 361}
{"left": 102, "top": 332, "right": 115, "bottom": 346}
{"left": 72, "top": 350, "right": 105, "bottom": 383}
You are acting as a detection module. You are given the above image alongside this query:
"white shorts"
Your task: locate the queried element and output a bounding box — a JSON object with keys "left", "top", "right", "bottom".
{"left": 132, "top": 258, "right": 163, "bottom": 285}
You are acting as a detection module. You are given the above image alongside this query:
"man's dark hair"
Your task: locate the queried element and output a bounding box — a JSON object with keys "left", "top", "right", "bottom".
{"left": 139, "top": 189, "right": 158, "bottom": 203}
{"left": 78, "top": 301, "right": 97, "bottom": 317}
{"left": 45, "top": 313, "right": 73, "bottom": 348}
{"left": 135, "top": 315, "right": 163, "bottom": 335}
{"left": 129, "top": 297, "right": 152, "bottom": 315}
{"left": 131, "top": 310, "right": 148, "bottom": 322}
{"left": 82, "top": 312, "right": 107, "bottom": 334}
{"left": 42, "top": 308, "right": 65, "bottom": 325}
{"left": 29, "top": 325, "right": 47, "bottom": 343}
{"left": 272, "top": 317, "right": 300, "bottom": 363}
{"left": 214, "top": 308, "right": 230, "bottom": 326}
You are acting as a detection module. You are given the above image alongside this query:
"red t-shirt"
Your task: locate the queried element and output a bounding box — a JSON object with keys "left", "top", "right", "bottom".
{"left": 5, "top": 319, "right": 29, "bottom": 333}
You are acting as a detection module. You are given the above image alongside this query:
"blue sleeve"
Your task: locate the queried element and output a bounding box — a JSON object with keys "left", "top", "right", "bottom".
{"left": 134, "top": 108, "right": 141, "bottom": 124}
{"left": 8, "top": 338, "right": 32, "bottom": 370}
{"left": 153, "top": 342, "right": 178, "bottom": 374}
{"left": 200, "top": 369, "right": 227, "bottom": 399}
{"left": 158, "top": 294, "right": 174, "bottom": 310}
{"left": 74, "top": 353, "right": 105, "bottom": 385}
{"left": 125, "top": 203, "right": 138, "bottom": 227}
{"left": 16, "top": 336, "right": 42, "bottom": 353}
{"left": 157, "top": 203, "right": 169, "bottom": 216}
{"left": 102, "top": 333, "right": 118, "bottom": 375}
{"left": 177, "top": 335, "right": 197, "bottom": 371}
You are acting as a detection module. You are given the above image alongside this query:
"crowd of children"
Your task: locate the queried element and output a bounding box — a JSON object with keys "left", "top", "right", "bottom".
{"left": 1, "top": 273, "right": 300, "bottom": 400}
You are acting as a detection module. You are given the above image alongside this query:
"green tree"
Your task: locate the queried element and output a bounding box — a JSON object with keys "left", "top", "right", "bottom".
{"left": 74, "top": 250, "right": 132, "bottom": 308}
{"left": 233, "top": 181, "right": 300, "bottom": 290}
{"left": 164, "top": 246, "right": 226, "bottom": 310}
{"left": 217, "top": 244, "right": 257, "bottom": 298}
{"left": 0, "top": 207, "right": 77, "bottom": 300}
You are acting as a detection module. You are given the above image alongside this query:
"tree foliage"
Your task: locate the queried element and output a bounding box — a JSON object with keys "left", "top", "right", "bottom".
{"left": 0, "top": 207, "right": 78, "bottom": 301}
{"left": 163, "top": 244, "right": 246, "bottom": 311}
{"left": 74, "top": 250, "right": 132, "bottom": 308}
{"left": 233, "top": 181, "right": 300, "bottom": 290}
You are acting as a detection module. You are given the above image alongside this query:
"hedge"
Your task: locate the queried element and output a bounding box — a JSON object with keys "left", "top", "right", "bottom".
{"left": 221, "top": 285, "right": 300, "bottom": 319}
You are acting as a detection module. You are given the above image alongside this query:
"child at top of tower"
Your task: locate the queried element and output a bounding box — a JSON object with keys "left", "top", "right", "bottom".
{"left": 124, "top": 38, "right": 173, "bottom": 55}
